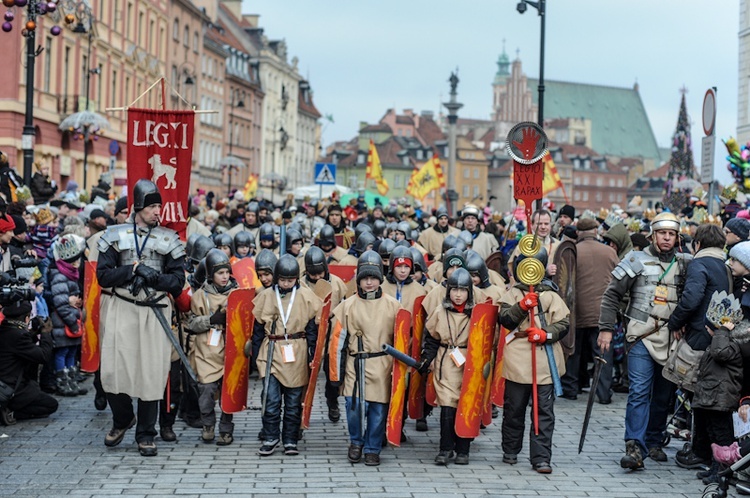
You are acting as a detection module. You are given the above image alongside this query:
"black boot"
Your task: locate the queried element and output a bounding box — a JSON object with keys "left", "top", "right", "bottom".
{"left": 67, "top": 367, "right": 88, "bottom": 396}
{"left": 620, "top": 440, "right": 644, "bottom": 470}
{"left": 55, "top": 371, "right": 76, "bottom": 397}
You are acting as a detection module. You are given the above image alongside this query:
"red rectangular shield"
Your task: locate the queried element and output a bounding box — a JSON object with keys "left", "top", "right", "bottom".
{"left": 386, "top": 309, "right": 412, "bottom": 446}
{"left": 408, "top": 295, "right": 426, "bottom": 420}
{"left": 127, "top": 108, "right": 195, "bottom": 240}
{"left": 328, "top": 265, "right": 357, "bottom": 283}
{"left": 221, "top": 288, "right": 255, "bottom": 413}
{"left": 232, "top": 257, "right": 259, "bottom": 290}
{"left": 302, "top": 296, "right": 332, "bottom": 429}
{"left": 80, "top": 261, "right": 101, "bottom": 373}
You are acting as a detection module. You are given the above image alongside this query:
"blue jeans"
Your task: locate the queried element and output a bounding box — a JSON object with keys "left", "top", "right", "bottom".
{"left": 625, "top": 340, "right": 675, "bottom": 453}
{"left": 345, "top": 396, "right": 387, "bottom": 455}
{"left": 260, "top": 374, "right": 303, "bottom": 446}
{"left": 54, "top": 346, "right": 76, "bottom": 372}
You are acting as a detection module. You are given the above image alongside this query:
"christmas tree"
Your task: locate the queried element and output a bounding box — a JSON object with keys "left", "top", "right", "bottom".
{"left": 663, "top": 88, "right": 696, "bottom": 213}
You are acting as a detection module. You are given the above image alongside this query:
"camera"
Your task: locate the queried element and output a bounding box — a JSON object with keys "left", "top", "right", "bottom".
{"left": 516, "top": 1, "right": 528, "bottom": 14}
{"left": 0, "top": 272, "right": 35, "bottom": 306}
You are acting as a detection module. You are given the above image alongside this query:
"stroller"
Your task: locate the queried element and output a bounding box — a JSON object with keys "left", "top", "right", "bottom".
{"left": 664, "top": 388, "right": 694, "bottom": 449}
{"left": 702, "top": 450, "right": 750, "bottom": 497}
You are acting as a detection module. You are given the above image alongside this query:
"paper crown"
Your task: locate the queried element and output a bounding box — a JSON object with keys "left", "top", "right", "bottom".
{"left": 15, "top": 185, "right": 31, "bottom": 202}
{"left": 643, "top": 208, "right": 657, "bottom": 221}
{"left": 627, "top": 218, "right": 644, "bottom": 233}
{"left": 596, "top": 207, "right": 609, "bottom": 220}
{"left": 628, "top": 195, "right": 643, "bottom": 207}
{"left": 52, "top": 234, "right": 85, "bottom": 262}
{"left": 691, "top": 207, "right": 708, "bottom": 225}
{"left": 721, "top": 184, "right": 739, "bottom": 202}
{"left": 603, "top": 211, "right": 622, "bottom": 229}
{"left": 691, "top": 186, "right": 707, "bottom": 201}
{"left": 706, "top": 290, "right": 744, "bottom": 327}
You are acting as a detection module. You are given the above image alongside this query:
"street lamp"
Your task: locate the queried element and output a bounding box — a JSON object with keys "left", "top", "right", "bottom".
{"left": 516, "top": 0, "right": 546, "bottom": 127}
{"left": 226, "top": 89, "right": 244, "bottom": 196}
{"left": 71, "top": 13, "right": 97, "bottom": 190}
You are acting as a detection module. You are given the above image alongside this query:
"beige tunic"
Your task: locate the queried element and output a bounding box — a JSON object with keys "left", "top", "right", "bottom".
{"left": 421, "top": 278, "right": 438, "bottom": 293}
{"left": 326, "top": 246, "right": 350, "bottom": 264}
{"left": 381, "top": 279, "right": 427, "bottom": 313}
{"left": 425, "top": 307, "right": 471, "bottom": 408}
{"left": 332, "top": 293, "right": 401, "bottom": 404}
{"left": 187, "top": 286, "right": 230, "bottom": 384}
{"left": 418, "top": 225, "right": 460, "bottom": 259}
{"left": 500, "top": 288, "right": 568, "bottom": 385}
{"left": 337, "top": 254, "right": 359, "bottom": 266}
{"left": 254, "top": 286, "right": 322, "bottom": 388}
{"left": 428, "top": 260, "right": 444, "bottom": 284}
{"left": 471, "top": 232, "right": 500, "bottom": 260}
{"left": 300, "top": 273, "right": 348, "bottom": 308}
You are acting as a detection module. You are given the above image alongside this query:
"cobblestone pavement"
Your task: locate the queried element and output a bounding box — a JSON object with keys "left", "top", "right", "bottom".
{"left": 0, "top": 374, "right": 711, "bottom": 497}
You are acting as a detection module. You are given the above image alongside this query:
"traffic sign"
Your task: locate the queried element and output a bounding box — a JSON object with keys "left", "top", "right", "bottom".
{"left": 314, "top": 163, "right": 336, "bottom": 185}
{"left": 701, "top": 135, "right": 716, "bottom": 183}
{"left": 702, "top": 88, "right": 716, "bottom": 136}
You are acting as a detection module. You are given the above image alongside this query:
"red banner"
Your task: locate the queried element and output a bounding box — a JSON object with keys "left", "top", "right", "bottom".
{"left": 127, "top": 108, "right": 195, "bottom": 239}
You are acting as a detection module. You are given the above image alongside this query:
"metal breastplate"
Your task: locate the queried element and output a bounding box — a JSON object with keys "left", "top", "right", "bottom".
{"left": 113, "top": 226, "right": 167, "bottom": 272}
{"left": 625, "top": 255, "right": 683, "bottom": 323}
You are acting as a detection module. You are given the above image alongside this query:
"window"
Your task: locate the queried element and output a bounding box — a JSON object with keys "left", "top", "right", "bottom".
{"left": 582, "top": 175, "right": 589, "bottom": 186}
{"left": 473, "top": 168, "right": 479, "bottom": 179}
{"left": 463, "top": 168, "right": 469, "bottom": 179}
{"left": 173, "top": 19, "right": 178, "bottom": 40}
{"left": 416, "top": 149, "right": 423, "bottom": 160}
{"left": 609, "top": 178, "right": 615, "bottom": 187}
{"left": 97, "top": 64, "right": 103, "bottom": 110}
{"left": 124, "top": 77, "right": 130, "bottom": 106}
{"left": 126, "top": 2, "right": 132, "bottom": 38}
{"left": 183, "top": 26, "right": 189, "bottom": 47}
{"left": 463, "top": 185, "right": 469, "bottom": 197}
{"left": 193, "top": 32, "right": 199, "bottom": 53}
{"left": 137, "top": 11, "right": 143, "bottom": 46}
{"left": 402, "top": 155, "right": 409, "bottom": 167}
{"left": 573, "top": 175, "right": 581, "bottom": 186}
{"left": 110, "top": 69, "right": 117, "bottom": 106}
{"left": 43, "top": 36, "right": 51, "bottom": 93}
{"left": 596, "top": 177, "right": 603, "bottom": 187}
{"left": 149, "top": 20, "right": 154, "bottom": 52}
{"left": 617, "top": 194, "right": 623, "bottom": 202}
{"left": 583, "top": 192, "right": 589, "bottom": 201}
{"left": 357, "top": 152, "right": 365, "bottom": 165}
{"left": 171, "top": 65, "right": 177, "bottom": 90}
{"left": 574, "top": 191, "right": 581, "bottom": 201}
{"left": 617, "top": 178, "right": 624, "bottom": 187}
{"left": 596, "top": 192, "right": 602, "bottom": 202}
{"left": 473, "top": 185, "right": 479, "bottom": 197}
{"left": 609, "top": 193, "right": 614, "bottom": 202}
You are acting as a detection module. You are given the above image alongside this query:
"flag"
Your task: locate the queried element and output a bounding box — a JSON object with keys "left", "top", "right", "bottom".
{"left": 541, "top": 152, "right": 563, "bottom": 195}
{"left": 406, "top": 154, "right": 446, "bottom": 201}
{"left": 243, "top": 173, "right": 259, "bottom": 199}
{"left": 366, "top": 139, "right": 389, "bottom": 196}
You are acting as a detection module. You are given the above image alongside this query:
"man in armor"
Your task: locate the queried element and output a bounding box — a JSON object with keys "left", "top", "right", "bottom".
{"left": 96, "top": 180, "right": 186, "bottom": 457}
{"left": 460, "top": 205, "right": 498, "bottom": 260}
{"left": 598, "top": 212, "right": 690, "bottom": 470}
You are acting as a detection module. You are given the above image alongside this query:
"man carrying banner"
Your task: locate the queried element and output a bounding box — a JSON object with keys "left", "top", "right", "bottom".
{"left": 96, "top": 180, "right": 186, "bottom": 457}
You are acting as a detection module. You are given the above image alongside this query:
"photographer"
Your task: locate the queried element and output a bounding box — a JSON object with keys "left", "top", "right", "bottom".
{"left": 0, "top": 297, "right": 58, "bottom": 424}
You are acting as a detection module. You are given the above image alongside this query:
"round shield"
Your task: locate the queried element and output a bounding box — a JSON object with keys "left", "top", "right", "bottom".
{"left": 517, "top": 233, "right": 542, "bottom": 257}
{"left": 516, "top": 258, "right": 545, "bottom": 286}
{"left": 505, "top": 122, "right": 549, "bottom": 165}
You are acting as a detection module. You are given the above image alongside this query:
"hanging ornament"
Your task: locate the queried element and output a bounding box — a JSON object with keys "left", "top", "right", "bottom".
{"left": 25, "top": 19, "right": 34, "bottom": 30}
{"left": 37, "top": 2, "right": 46, "bottom": 14}
{"left": 64, "top": 13, "right": 74, "bottom": 24}
{"left": 46, "top": 1, "right": 55, "bottom": 11}
{"left": 1, "top": 21, "right": 11, "bottom": 32}
{"left": 50, "top": 24, "right": 60, "bottom": 35}
{"left": 4, "top": 10, "right": 13, "bottom": 21}
{"left": 14, "top": 0, "right": 27, "bottom": 7}
{"left": 2, "top": 0, "right": 13, "bottom": 7}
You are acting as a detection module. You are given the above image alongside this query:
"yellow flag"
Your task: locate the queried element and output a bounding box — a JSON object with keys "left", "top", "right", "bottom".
{"left": 243, "top": 173, "right": 259, "bottom": 199}
{"left": 406, "top": 154, "right": 446, "bottom": 201}
{"left": 541, "top": 152, "right": 563, "bottom": 195}
{"left": 366, "top": 139, "right": 389, "bottom": 196}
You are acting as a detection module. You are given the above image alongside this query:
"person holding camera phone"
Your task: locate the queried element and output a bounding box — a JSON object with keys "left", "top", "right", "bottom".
{"left": 0, "top": 294, "right": 58, "bottom": 426}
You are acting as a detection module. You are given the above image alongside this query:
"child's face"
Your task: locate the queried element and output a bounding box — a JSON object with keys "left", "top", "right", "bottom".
{"left": 277, "top": 277, "right": 297, "bottom": 291}
{"left": 450, "top": 288, "right": 468, "bottom": 306}
{"left": 393, "top": 264, "right": 410, "bottom": 282}
{"left": 258, "top": 270, "right": 273, "bottom": 288}
{"left": 729, "top": 258, "right": 750, "bottom": 277}
{"left": 219, "top": 246, "right": 232, "bottom": 257}
{"left": 414, "top": 269, "right": 423, "bottom": 280}
{"left": 471, "top": 273, "right": 481, "bottom": 286}
{"left": 213, "top": 268, "right": 231, "bottom": 288}
{"left": 236, "top": 245, "right": 250, "bottom": 257}
{"left": 360, "top": 276, "right": 380, "bottom": 293}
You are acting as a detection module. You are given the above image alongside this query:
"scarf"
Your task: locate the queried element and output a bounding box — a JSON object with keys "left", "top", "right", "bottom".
{"left": 56, "top": 259, "right": 79, "bottom": 281}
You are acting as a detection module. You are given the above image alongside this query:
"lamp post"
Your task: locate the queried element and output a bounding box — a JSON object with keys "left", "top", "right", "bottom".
{"left": 72, "top": 15, "right": 96, "bottom": 190}
{"left": 516, "top": 0, "right": 546, "bottom": 127}
{"left": 226, "top": 89, "right": 244, "bottom": 196}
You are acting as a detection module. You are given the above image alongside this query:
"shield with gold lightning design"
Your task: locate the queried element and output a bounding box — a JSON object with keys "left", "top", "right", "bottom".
{"left": 221, "top": 288, "right": 255, "bottom": 413}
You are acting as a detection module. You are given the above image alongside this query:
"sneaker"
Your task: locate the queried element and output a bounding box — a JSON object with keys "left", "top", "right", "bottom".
{"left": 712, "top": 442, "right": 741, "bottom": 465}
{"left": 284, "top": 443, "right": 299, "bottom": 456}
{"left": 216, "top": 433, "right": 234, "bottom": 446}
{"left": 160, "top": 426, "right": 177, "bottom": 442}
{"left": 533, "top": 462, "right": 552, "bottom": 474}
{"left": 491, "top": 405, "right": 499, "bottom": 419}
{"left": 258, "top": 439, "right": 279, "bottom": 456}
{"left": 137, "top": 440, "right": 157, "bottom": 457}
{"left": 328, "top": 405, "right": 341, "bottom": 423}
{"left": 347, "top": 444, "right": 363, "bottom": 463}
{"left": 455, "top": 453, "right": 469, "bottom": 465}
{"left": 434, "top": 450, "right": 454, "bottom": 465}
{"left": 503, "top": 453, "right": 518, "bottom": 465}
{"left": 201, "top": 425, "right": 215, "bottom": 443}
{"left": 415, "top": 418, "right": 428, "bottom": 432}
{"left": 675, "top": 450, "right": 710, "bottom": 469}
{"left": 104, "top": 417, "right": 136, "bottom": 447}
{"left": 648, "top": 447, "right": 667, "bottom": 462}
{"left": 0, "top": 407, "right": 16, "bottom": 426}
{"left": 620, "top": 440, "right": 644, "bottom": 470}
{"left": 364, "top": 453, "right": 380, "bottom": 466}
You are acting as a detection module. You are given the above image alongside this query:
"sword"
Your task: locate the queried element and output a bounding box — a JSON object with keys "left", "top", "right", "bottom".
{"left": 536, "top": 302, "right": 563, "bottom": 397}
{"left": 145, "top": 292, "right": 198, "bottom": 384}
{"left": 578, "top": 356, "right": 607, "bottom": 454}
{"left": 261, "top": 321, "right": 277, "bottom": 417}
{"left": 357, "top": 335, "right": 366, "bottom": 440}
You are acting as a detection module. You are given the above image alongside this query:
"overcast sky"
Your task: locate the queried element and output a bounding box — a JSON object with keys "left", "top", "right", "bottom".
{"left": 243, "top": 0, "right": 739, "bottom": 184}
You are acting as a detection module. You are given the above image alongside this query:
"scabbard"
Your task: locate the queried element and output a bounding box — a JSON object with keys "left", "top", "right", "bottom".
{"left": 544, "top": 344, "right": 563, "bottom": 397}
{"left": 261, "top": 322, "right": 276, "bottom": 417}
{"left": 382, "top": 344, "right": 418, "bottom": 368}
{"left": 357, "top": 335, "right": 366, "bottom": 440}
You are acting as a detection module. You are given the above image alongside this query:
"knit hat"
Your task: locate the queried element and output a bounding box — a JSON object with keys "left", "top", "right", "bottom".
{"left": 89, "top": 208, "right": 107, "bottom": 222}
{"left": 559, "top": 204, "right": 575, "bottom": 220}
{"left": 0, "top": 214, "right": 15, "bottom": 233}
{"left": 726, "top": 217, "right": 750, "bottom": 241}
{"left": 52, "top": 234, "right": 85, "bottom": 262}
{"left": 114, "top": 196, "right": 128, "bottom": 216}
{"left": 576, "top": 218, "right": 598, "bottom": 232}
{"left": 34, "top": 208, "right": 55, "bottom": 225}
{"left": 730, "top": 241, "right": 750, "bottom": 271}
{"left": 2, "top": 299, "right": 32, "bottom": 319}
{"left": 10, "top": 215, "right": 26, "bottom": 235}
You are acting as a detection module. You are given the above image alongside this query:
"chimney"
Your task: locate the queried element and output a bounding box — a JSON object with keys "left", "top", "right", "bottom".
{"left": 243, "top": 14, "right": 259, "bottom": 27}
{"left": 221, "top": 0, "right": 242, "bottom": 19}
{"left": 359, "top": 121, "right": 369, "bottom": 131}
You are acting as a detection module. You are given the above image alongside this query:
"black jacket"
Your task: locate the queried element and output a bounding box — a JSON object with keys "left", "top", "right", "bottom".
{"left": 0, "top": 320, "right": 53, "bottom": 408}
{"left": 667, "top": 248, "right": 730, "bottom": 351}
{"left": 693, "top": 325, "right": 750, "bottom": 412}
{"left": 30, "top": 172, "right": 56, "bottom": 205}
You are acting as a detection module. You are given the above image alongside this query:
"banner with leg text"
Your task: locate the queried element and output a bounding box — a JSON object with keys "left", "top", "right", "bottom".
{"left": 127, "top": 108, "right": 195, "bottom": 240}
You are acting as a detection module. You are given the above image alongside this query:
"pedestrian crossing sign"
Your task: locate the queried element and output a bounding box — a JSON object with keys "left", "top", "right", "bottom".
{"left": 314, "top": 163, "right": 336, "bottom": 185}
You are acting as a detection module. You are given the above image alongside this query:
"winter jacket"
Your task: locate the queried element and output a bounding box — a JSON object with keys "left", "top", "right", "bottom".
{"left": 48, "top": 265, "right": 82, "bottom": 348}
{"left": 667, "top": 247, "right": 730, "bottom": 351}
{"left": 693, "top": 325, "right": 750, "bottom": 412}
{"left": 574, "top": 232, "right": 619, "bottom": 328}
{"left": 30, "top": 172, "right": 56, "bottom": 205}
